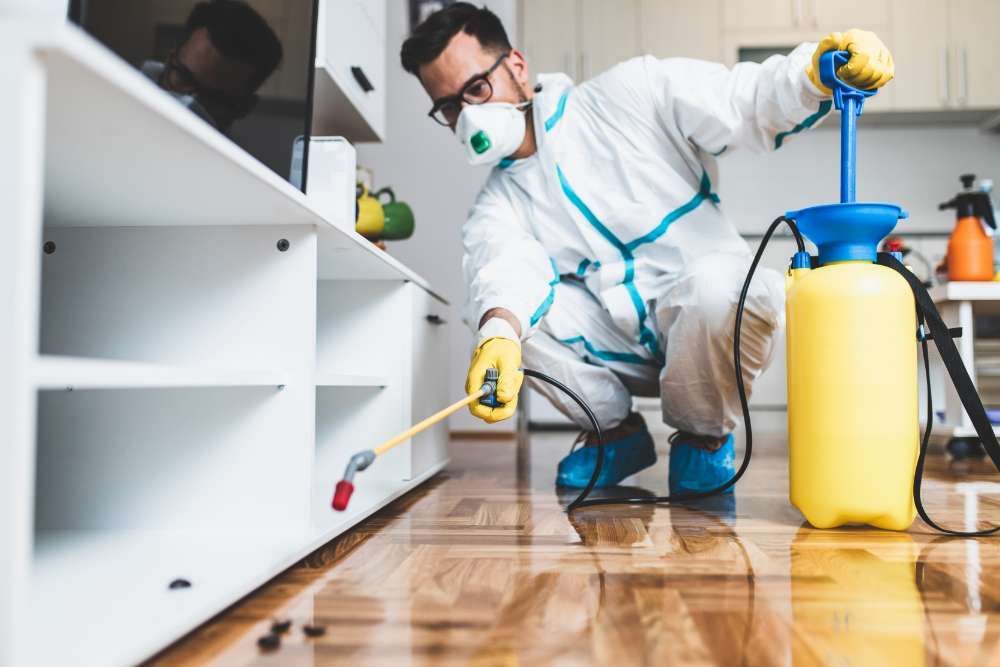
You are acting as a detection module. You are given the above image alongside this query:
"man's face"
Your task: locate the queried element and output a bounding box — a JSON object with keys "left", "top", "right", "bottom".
{"left": 418, "top": 31, "right": 531, "bottom": 129}
{"left": 163, "top": 27, "right": 256, "bottom": 98}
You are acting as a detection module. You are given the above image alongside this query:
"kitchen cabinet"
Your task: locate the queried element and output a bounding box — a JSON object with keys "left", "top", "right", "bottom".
{"left": 521, "top": 0, "right": 640, "bottom": 81}
{"left": 313, "top": 0, "right": 386, "bottom": 141}
{"left": 722, "top": 0, "right": 889, "bottom": 32}
{"left": 949, "top": 0, "right": 1000, "bottom": 109}
{"left": 811, "top": 0, "right": 890, "bottom": 30}
{"left": 890, "top": 0, "right": 949, "bottom": 110}
{"left": 523, "top": 0, "right": 999, "bottom": 116}
{"left": 521, "top": 0, "right": 578, "bottom": 79}
{"left": 579, "top": 0, "right": 641, "bottom": 78}
{"left": 722, "top": 0, "right": 800, "bottom": 31}
{"left": 893, "top": 0, "right": 1000, "bottom": 111}
{"left": 640, "top": 0, "right": 723, "bottom": 62}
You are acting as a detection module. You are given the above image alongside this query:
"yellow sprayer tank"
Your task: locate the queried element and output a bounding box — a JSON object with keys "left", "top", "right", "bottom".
{"left": 783, "top": 50, "right": 918, "bottom": 530}
{"left": 786, "top": 260, "right": 918, "bottom": 530}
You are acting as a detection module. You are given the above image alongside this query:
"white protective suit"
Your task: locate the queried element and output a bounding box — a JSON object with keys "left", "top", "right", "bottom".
{"left": 462, "top": 44, "right": 833, "bottom": 437}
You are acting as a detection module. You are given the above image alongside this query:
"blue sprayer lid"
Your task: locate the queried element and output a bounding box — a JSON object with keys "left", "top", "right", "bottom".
{"left": 786, "top": 50, "right": 907, "bottom": 265}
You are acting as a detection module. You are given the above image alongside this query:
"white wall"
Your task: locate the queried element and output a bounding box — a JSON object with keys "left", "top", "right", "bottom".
{"left": 355, "top": 1, "right": 517, "bottom": 433}
{"left": 721, "top": 122, "right": 1000, "bottom": 235}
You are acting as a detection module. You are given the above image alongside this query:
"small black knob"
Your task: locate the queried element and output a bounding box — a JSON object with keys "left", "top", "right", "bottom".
{"left": 277, "top": 239, "right": 290, "bottom": 252}
{"left": 43, "top": 241, "right": 56, "bottom": 255}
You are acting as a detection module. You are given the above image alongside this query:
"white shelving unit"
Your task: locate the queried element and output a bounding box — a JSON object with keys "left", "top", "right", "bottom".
{"left": 0, "top": 19, "right": 449, "bottom": 667}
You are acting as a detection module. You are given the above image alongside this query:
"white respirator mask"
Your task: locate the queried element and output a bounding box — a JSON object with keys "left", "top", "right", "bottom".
{"left": 456, "top": 101, "right": 530, "bottom": 167}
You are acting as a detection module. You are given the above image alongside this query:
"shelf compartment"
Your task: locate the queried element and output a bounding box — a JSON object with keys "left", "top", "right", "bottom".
{"left": 39, "top": 225, "right": 318, "bottom": 370}
{"left": 34, "top": 355, "right": 285, "bottom": 390}
{"left": 35, "top": 387, "right": 312, "bottom": 535}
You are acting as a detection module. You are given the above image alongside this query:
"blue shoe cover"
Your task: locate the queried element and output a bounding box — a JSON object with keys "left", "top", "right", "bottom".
{"left": 556, "top": 429, "right": 657, "bottom": 488}
{"left": 669, "top": 434, "right": 735, "bottom": 495}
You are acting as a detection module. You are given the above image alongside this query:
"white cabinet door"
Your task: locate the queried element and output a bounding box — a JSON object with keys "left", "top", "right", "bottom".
{"left": 810, "top": 0, "right": 890, "bottom": 30}
{"left": 408, "top": 285, "right": 450, "bottom": 480}
{"left": 578, "top": 0, "right": 641, "bottom": 78}
{"left": 723, "top": 0, "right": 799, "bottom": 31}
{"left": 521, "top": 0, "right": 579, "bottom": 80}
{"left": 889, "top": 0, "right": 949, "bottom": 110}
{"left": 640, "top": 0, "right": 723, "bottom": 62}
{"left": 949, "top": 0, "right": 1000, "bottom": 109}
{"left": 359, "top": 0, "right": 386, "bottom": 39}
{"left": 313, "top": 0, "right": 386, "bottom": 141}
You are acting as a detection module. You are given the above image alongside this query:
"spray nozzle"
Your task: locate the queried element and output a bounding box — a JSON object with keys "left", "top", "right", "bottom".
{"left": 479, "top": 367, "right": 501, "bottom": 408}
{"left": 940, "top": 174, "right": 996, "bottom": 229}
{"left": 331, "top": 449, "right": 376, "bottom": 511}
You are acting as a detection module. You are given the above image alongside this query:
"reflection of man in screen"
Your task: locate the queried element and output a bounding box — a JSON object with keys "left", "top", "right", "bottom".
{"left": 141, "top": 0, "right": 283, "bottom": 132}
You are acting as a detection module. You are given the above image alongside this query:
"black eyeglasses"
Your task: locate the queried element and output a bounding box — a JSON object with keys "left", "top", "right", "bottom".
{"left": 428, "top": 51, "right": 510, "bottom": 127}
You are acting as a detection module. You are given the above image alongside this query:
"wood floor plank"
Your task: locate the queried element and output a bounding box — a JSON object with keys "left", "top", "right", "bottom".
{"left": 146, "top": 432, "right": 1000, "bottom": 666}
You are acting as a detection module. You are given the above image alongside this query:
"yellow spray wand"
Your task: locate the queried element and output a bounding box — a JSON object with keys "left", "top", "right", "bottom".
{"left": 331, "top": 369, "right": 498, "bottom": 511}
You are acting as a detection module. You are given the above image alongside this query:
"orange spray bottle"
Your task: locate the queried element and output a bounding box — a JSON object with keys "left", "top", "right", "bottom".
{"left": 941, "top": 174, "right": 997, "bottom": 282}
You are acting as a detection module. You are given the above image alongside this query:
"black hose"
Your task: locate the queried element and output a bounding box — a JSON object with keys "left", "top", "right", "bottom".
{"left": 522, "top": 369, "right": 604, "bottom": 511}
{"left": 527, "top": 216, "right": 804, "bottom": 512}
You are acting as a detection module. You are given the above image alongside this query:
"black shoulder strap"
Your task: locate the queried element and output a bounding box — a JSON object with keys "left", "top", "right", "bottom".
{"left": 877, "top": 253, "right": 1000, "bottom": 535}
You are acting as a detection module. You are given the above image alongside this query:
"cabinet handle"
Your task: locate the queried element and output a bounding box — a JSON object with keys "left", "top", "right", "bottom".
{"left": 959, "top": 47, "right": 968, "bottom": 106}
{"left": 940, "top": 47, "right": 950, "bottom": 105}
{"left": 426, "top": 314, "right": 447, "bottom": 325}
{"left": 792, "top": 0, "right": 802, "bottom": 26}
{"left": 351, "top": 66, "right": 375, "bottom": 93}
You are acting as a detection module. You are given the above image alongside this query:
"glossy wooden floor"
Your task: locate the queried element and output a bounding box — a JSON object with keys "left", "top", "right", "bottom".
{"left": 149, "top": 432, "right": 1000, "bottom": 666}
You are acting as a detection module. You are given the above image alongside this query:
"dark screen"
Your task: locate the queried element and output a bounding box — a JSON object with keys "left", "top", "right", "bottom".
{"left": 69, "top": 0, "right": 318, "bottom": 191}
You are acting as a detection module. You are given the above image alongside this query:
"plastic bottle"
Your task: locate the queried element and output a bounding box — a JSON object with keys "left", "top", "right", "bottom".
{"left": 942, "top": 174, "right": 997, "bottom": 282}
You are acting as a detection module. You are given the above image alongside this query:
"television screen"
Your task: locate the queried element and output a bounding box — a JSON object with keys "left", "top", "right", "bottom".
{"left": 69, "top": 0, "right": 319, "bottom": 191}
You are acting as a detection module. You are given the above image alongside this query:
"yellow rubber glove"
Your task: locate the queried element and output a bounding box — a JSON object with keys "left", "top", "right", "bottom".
{"left": 466, "top": 337, "right": 523, "bottom": 423}
{"left": 807, "top": 29, "right": 895, "bottom": 94}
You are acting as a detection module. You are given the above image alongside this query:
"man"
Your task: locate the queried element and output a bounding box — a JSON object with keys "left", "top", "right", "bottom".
{"left": 401, "top": 4, "right": 894, "bottom": 493}
{"left": 141, "top": 0, "right": 283, "bottom": 132}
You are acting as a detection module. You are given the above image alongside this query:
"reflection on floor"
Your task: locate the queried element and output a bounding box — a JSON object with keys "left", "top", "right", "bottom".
{"left": 148, "top": 432, "right": 1000, "bottom": 666}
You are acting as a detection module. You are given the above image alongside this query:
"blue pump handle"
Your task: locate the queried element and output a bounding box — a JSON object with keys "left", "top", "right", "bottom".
{"left": 819, "top": 50, "right": 878, "bottom": 204}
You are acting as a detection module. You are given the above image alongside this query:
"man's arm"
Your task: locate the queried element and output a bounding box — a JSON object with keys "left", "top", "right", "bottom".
{"left": 478, "top": 307, "right": 522, "bottom": 338}
{"left": 462, "top": 184, "right": 555, "bottom": 422}
{"left": 463, "top": 184, "right": 556, "bottom": 341}
{"left": 646, "top": 42, "right": 830, "bottom": 156}
{"left": 622, "top": 30, "right": 892, "bottom": 156}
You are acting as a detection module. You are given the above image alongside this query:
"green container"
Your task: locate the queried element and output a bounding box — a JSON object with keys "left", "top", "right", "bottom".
{"left": 375, "top": 187, "right": 415, "bottom": 240}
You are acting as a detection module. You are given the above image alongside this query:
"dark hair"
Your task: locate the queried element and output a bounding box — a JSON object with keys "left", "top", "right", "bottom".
{"left": 401, "top": 2, "right": 511, "bottom": 76}
{"left": 185, "top": 0, "right": 284, "bottom": 91}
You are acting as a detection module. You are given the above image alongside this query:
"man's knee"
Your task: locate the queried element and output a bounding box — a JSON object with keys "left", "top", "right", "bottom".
{"left": 686, "top": 254, "right": 784, "bottom": 336}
